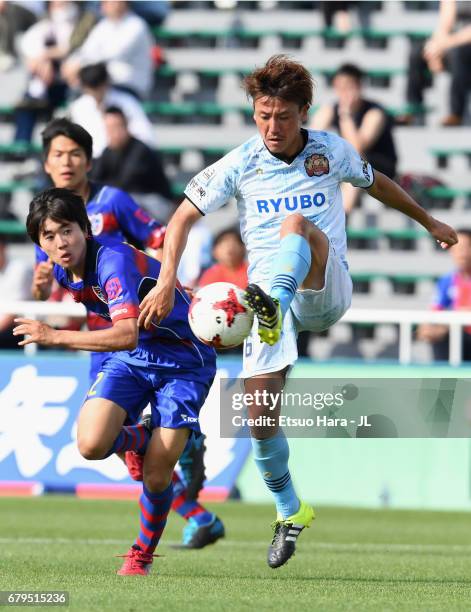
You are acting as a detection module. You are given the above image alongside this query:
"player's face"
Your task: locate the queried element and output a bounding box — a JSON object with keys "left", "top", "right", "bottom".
{"left": 253, "top": 96, "right": 308, "bottom": 158}
{"left": 451, "top": 234, "right": 471, "bottom": 273}
{"left": 38, "top": 218, "right": 88, "bottom": 271}
{"left": 44, "top": 136, "right": 92, "bottom": 192}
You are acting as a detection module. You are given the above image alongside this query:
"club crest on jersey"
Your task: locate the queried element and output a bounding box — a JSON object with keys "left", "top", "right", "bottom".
{"left": 89, "top": 213, "right": 104, "bottom": 236}
{"left": 92, "top": 285, "right": 107, "bottom": 304}
{"left": 304, "top": 154, "right": 329, "bottom": 177}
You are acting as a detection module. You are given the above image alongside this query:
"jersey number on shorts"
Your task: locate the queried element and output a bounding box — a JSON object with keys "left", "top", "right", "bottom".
{"left": 244, "top": 334, "right": 253, "bottom": 358}
{"left": 88, "top": 371, "right": 105, "bottom": 397}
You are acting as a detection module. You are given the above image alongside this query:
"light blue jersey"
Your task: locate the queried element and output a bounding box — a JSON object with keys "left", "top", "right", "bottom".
{"left": 185, "top": 129, "right": 374, "bottom": 284}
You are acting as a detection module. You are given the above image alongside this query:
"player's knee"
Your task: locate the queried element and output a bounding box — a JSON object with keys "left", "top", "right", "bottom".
{"left": 143, "top": 469, "right": 172, "bottom": 494}
{"left": 280, "top": 213, "right": 309, "bottom": 237}
{"left": 77, "top": 435, "right": 108, "bottom": 460}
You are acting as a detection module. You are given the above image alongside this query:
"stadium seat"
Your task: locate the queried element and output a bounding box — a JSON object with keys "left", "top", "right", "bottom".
{"left": 0, "top": 219, "right": 25, "bottom": 233}
{"left": 0, "top": 143, "right": 41, "bottom": 162}
{"left": 430, "top": 148, "right": 471, "bottom": 169}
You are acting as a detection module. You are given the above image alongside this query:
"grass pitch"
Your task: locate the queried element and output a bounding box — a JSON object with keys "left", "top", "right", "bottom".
{"left": 1, "top": 497, "right": 471, "bottom": 611}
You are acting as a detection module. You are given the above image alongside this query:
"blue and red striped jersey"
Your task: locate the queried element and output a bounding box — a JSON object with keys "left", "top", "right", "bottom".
{"left": 53, "top": 238, "right": 216, "bottom": 375}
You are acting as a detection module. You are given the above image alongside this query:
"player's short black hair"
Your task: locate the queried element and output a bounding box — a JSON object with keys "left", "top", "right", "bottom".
{"left": 334, "top": 63, "right": 364, "bottom": 83}
{"left": 456, "top": 228, "right": 471, "bottom": 240}
{"left": 104, "top": 105, "right": 127, "bottom": 123}
{"left": 42, "top": 118, "right": 93, "bottom": 161}
{"left": 78, "top": 62, "right": 109, "bottom": 89}
{"left": 213, "top": 227, "right": 244, "bottom": 249}
{"left": 26, "top": 188, "right": 92, "bottom": 245}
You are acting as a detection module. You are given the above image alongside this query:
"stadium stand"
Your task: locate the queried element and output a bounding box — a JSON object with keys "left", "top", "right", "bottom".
{"left": 1, "top": 0, "right": 470, "bottom": 363}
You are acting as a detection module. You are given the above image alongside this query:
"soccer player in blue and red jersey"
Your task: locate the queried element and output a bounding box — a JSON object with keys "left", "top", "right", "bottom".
{"left": 417, "top": 228, "right": 471, "bottom": 360}
{"left": 16, "top": 187, "right": 217, "bottom": 575}
{"left": 31, "top": 119, "right": 224, "bottom": 549}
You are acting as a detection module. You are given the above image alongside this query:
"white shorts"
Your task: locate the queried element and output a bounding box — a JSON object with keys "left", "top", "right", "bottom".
{"left": 242, "top": 241, "right": 352, "bottom": 377}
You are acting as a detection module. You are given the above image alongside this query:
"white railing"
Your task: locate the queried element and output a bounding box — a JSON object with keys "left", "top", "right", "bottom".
{"left": 1, "top": 301, "right": 470, "bottom": 366}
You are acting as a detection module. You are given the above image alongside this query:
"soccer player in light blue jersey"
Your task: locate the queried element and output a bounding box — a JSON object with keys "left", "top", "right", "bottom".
{"left": 138, "top": 55, "right": 458, "bottom": 568}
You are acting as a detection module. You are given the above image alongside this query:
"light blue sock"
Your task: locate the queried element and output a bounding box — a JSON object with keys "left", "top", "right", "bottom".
{"left": 270, "top": 234, "right": 311, "bottom": 318}
{"left": 251, "top": 432, "right": 300, "bottom": 519}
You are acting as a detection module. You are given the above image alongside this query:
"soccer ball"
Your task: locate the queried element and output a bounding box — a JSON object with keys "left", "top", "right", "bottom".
{"left": 188, "top": 282, "right": 254, "bottom": 349}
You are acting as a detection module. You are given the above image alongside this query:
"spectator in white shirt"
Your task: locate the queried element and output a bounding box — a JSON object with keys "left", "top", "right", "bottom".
{"left": 69, "top": 62, "right": 155, "bottom": 158}
{"left": 14, "top": 0, "right": 95, "bottom": 142}
{"left": 63, "top": 0, "right": 153, "bottom": 99}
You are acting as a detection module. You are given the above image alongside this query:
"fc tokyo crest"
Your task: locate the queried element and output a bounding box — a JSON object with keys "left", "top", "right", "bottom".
{"left": 92, "top": 285, "right": 107, "bottom": 304}
{"left": 304, "top": 154, "right": 330, "bottom": 177}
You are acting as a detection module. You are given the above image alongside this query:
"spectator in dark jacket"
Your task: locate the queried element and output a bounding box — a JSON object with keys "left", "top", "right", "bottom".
{"left": 91, "top": 106, "right": 173, "bottom": 221}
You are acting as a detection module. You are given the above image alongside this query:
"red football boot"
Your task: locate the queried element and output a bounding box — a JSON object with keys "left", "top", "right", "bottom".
{"left": 117, "top": 547, "right": 154, "bottom": 576}
{"left": 124, "top": 451, "right": 144, "bottom": 481}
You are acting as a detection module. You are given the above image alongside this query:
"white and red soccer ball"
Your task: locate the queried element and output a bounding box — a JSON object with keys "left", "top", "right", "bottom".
{"left": 188, "top": 282, "right": 254, "bottom": 349}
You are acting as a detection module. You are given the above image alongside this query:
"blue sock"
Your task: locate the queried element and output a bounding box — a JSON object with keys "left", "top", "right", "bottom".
{"left": 251, "top": 432, "right": 300, "bottom": 519}
{"left": 270, "top": 234, "right": 311, "bottom": 318}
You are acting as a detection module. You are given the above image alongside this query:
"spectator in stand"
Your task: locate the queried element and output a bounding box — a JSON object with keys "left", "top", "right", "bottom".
{"left": 131, "top": 1, "right": 170, "bottom": 28}
{"left": 401, "top": 0, "right": 471, "bottom": 127}
{"left": 91, "top": 106, "right": 173, "bottom": 222}
{"left": 312, "top": 63, "right": 397, "bottom": 214}
{"left": 198, "top": 228, "right": 248, "bottom": 289}
{"left": 0, "top": 0, "right": 37, "bottom": 72}
{"left": 69, "top": 62, "right": 155, "bottom": 158}
{"left": 62, "top": 0, "right": 153, "bottom": 100}
{"left": 0, "top": 235, "right": 32, "bottom": 349}
{"left": 14, "top": 0, "right": 96, "bottom": 142}
{"left": 320, "top": 1, "right": 371, "bottom": 33}
{"left": 417, "top": 229, "right": 471, "bottom": 361}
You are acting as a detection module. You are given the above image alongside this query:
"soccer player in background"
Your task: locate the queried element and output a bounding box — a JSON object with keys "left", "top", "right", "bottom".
{"left": 417, "top": 228, "right": 471, "bottom": 361}
{"left": 31, "top": 119, "right": 225, "bottom": 549}
{"left": 138, "top": 55, "right": 458, "bottom": 568}
{"left": 15, "top": 188, "right": 217, "bottom": 575}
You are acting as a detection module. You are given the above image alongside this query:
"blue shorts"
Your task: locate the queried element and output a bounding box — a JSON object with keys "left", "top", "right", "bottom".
{"left": 86, "top": 354, "right": 214, "bottom": 435}
{"left": 89, "top": 351, "right": 113, "bottom": 385}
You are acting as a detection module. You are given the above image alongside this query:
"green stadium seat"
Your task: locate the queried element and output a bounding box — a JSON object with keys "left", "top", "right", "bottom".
{"left": 347, "top": 228, "right": 382, "bottom": 250}
{"left": 0, "top": 142, "right": 41, "bottom": 162}
{"left": 425, "top": 186, "right": 471, "bottom": 209}
{"left": 0, "top": 105, "right": 15, "bottom": 122}
{"left": 0, "top": 219, "right": 27, "bottom": 237}
{"left": 429, "top": 148, "right": 471, "bottom": 169}
{"left": 350, "top": 321, "right": 376, "bottom": 340}
{"left": 383, "top": 228, "right": 427, "bottom": 250}
{"left": 387, "top": 273, "right": 437, "bottom": 295}
{"left": 351, "top": 272, "right": 381, "bottom": 293}
{"left": 0, "top": 180, "right": 35, "bottom": 194}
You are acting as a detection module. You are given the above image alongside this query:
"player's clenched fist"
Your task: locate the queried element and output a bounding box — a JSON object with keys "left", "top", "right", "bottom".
{"left": 13, "top": 318, "right": 57, "bottom": 347}
{"left": 428, "top": 218, "right": 458, "bottom": 250}
{"left": 138, "top": 282, "right": 175, "bottom": 329}
{"left": 32, "top": 260, "right": 54, "bottom": 300}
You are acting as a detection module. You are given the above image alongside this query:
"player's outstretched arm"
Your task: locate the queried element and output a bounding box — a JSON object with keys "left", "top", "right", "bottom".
{"left": 13, "top": 317, "right": 138, "bottom": 351}
{"left": 138, "top": 198, "right": 202, "bottom": 329}
{"left": 367, "top": 171, "right": 458, "bottom": 249}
